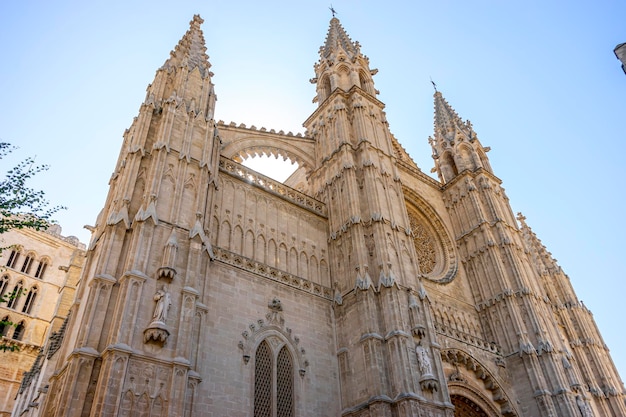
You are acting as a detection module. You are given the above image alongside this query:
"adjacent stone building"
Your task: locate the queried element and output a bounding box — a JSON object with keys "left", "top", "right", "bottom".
{"left": 13, "top": 15, "right": 625, "bottom": 417}
{"left": 0, "top": 225, "right": 84, "bottom": 416}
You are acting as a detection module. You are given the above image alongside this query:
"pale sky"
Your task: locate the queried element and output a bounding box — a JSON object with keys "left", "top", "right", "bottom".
{"left": 1, "top": 1, "right": 625, "bottom": 381}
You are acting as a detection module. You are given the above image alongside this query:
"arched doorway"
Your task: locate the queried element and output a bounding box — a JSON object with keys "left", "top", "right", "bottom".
{"left": 451, "top": 395, "right": 490, "bottom": 417}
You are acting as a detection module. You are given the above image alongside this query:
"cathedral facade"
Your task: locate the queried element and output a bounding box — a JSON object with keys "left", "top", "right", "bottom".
{"left": 13, "top": 15, "right": 625, "bottom": 417}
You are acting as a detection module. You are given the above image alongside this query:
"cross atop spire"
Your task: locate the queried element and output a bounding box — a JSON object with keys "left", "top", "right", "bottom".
{"left": 161, "top": 15, "right": 212, "bottom": 79}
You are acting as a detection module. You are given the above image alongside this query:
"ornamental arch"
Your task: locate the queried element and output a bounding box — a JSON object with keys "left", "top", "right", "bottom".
{"left": 403, "top": 187, "right": 457, "bottom": 283}
{"left": 441, "top": 348, "right": 519, "bottom": 417}
{"left": 218, "top": 124, "right": 316, "bottom": 175}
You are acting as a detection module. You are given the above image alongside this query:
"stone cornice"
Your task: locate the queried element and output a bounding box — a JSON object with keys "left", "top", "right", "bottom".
{"left": 212, "top": 246, "right": 333, "bottom": 301}
{"left": 304, "top": 84, "right": 385, "bottom": 127}
{"left": 441, "top": 166, "right": 502, "bottom": 191}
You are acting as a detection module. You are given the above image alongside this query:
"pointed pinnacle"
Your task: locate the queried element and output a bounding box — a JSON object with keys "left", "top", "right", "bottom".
{"left": 322, "top": 17, "right": 359, "bottom": 59}
{"left": 161, "top": 15, "right": 212, "bottom": 78}
{"left": 433, "top": 91, "right": 464, "bottom": 135}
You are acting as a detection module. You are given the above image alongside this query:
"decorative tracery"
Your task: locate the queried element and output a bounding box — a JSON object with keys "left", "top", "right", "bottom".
{"left": 408, "top": 216, "right": 437, "bottom": 274}
{"left": 404, "top": 187, "right": 458, "bottom": 283}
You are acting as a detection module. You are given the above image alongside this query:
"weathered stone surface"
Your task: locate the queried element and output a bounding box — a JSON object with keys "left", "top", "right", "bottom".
{"left": 11, "top": 14, "right": 626, "bottom": 417}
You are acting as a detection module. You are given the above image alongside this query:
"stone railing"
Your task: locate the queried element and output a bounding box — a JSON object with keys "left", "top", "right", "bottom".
{"left": 219, "top": 157, "right": 326, "bottom": 217}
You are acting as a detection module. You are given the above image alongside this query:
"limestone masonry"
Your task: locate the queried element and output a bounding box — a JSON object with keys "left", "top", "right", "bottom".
{"left": 12, "top": 15, "right": 625, "bottom": 417}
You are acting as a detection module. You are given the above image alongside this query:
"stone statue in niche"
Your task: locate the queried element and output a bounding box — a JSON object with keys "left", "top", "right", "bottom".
{"left": 576, "top": 395, "right": 594, "bottom": 417}
{"left": 416, "top": 346, "right": 433, "bottom": 376}
{"left": 153, "top": 285, "right": 172, "bottom": 323}
{"left": 144, "top": 285, "right": 172, "bottom": 346}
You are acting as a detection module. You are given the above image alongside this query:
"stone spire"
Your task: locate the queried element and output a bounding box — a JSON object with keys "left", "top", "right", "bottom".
{"left": 310, "top": 17, "right": 378, "bottom": 105}
{"left": 321, "top": 17, "right": 360, "bottom": 60}
{"left": 429, "top": 91, "right": 492, "bottom": 183}
{"left": 142, "top": 14, "right": 216, "bottom": 120}
{"left": 161, "top": 14, "right": 212, "bottom": 79}
{"left": 433, "top": 91, "right": 467, "bottom": 140}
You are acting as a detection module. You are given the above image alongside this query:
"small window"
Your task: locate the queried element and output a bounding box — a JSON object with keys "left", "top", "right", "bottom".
{"left": 12, "top": 321, "right": 25, "bottom": 341}
{"left": 0, "top": 316, "right": 10, "bottom": 337}
{"left": 0, "top": 275, "right": 9, "bottom": 298}
{"left": 21, "top": 254, "right": 34, "bottom": 274}
{"left": 6, "top": 250, "right": 20, "bottom": 268}
{"left": 34, "top": 260, "right": 48, "bottom": 279}
{"left": 6, "top": 280, "right": 24, "bottom": 309}
{"left": 22, "top": 286, "right": 38, "bottom": 314}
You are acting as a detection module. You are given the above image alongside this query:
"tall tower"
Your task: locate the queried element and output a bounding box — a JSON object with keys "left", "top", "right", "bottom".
{"left": 37, "top": 15, "right": 221, "bottom": 416}
{"left": 429, "top": 91, "right": 626, "bottom": 416}
{"left": 304, "top": 18, "right": 448, "bottom": 415}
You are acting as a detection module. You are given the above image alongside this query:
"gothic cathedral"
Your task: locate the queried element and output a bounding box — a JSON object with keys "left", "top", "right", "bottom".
{"left": 14, "top": 15, "right": 625, "bottom": 417}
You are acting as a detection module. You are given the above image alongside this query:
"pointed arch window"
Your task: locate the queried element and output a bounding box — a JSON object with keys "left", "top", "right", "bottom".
{"left": 319, "top": 76, "right": 332, "bottom": 103}
{"left": 21, "top": 253, "right": 35, "bottom": 274}
{"left": 34, "top": 259, "right": 48, "bottom": 279}
{"left": 22, "top": 286, "right": 38, "bottom": 314}
{"left": 0, "top": 275, "right": 9, "bottom": 298}
{"left": 6, "top": 249, "right": 20, "bottom": 268}
{"left": 0, "top": 316, "right": 9, "bottom": 337}
{"left": 12, "top": 320, "right": 25, "bottom": 341}
{"left": 6, "top": 280, "right": 24, "bottom": 309}
{"left": 254, "top": 340, "right": 294, "bottom": 417}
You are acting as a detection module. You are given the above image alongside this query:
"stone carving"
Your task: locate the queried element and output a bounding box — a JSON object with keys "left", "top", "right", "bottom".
{"left": 238, "top": 299, "right": 309, "bottom": 376}
{"left": 333, "top": 283, "right": 343, "bottom": 305}
{"left": 152, "top": 285, "right": 172, "bottom": 323}
{"left": 404, "top": 190, "right": 458, "bottom": 284}
{"left": 144, "top": 285, "right": 172, "bottom": 346}
{"left": 416, "top": 346, "right": 433, "bottom": 377}
{"left": 355, "top": 265, "right": 373, "bottom": 290}
{"left": 576, "top": 395, "right": 594, "bottom": 417}
{"left": 212, "top": 247, "right": 332, "bottom": 300}
{"left": 409, "top": 217, "right": 437, "bottom": 275}
{"left": 157, "top": 229, "right": 178, "bottom": 281}
{"left": 441, "top": 348, "right": 517, "bottom": 416}
{"left": 267, "top": 298, "right": 284, "bottom": 325}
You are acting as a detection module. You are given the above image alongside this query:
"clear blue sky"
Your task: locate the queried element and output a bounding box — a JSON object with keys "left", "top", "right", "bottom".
{"left": 1, "top": 1, "right": 625, "bottom": 381}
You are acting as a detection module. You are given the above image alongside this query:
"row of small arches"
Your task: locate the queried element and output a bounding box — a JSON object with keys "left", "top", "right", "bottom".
{"left": 215, "top": 220, "right": 330, "bottom": 287}
{"left": 118, "top": 391, "right": 165, "bottom": 417}
{"left": 0, "top": 275, "right": 38, "bottom": 314}
{"left": 4, "top": 247, "right": 49, "bottom": 279}
{"left": 432, "top": 306, "right": 482, "bottom": 339}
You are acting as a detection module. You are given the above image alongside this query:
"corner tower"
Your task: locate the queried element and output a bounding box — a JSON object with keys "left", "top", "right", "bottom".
{"left": 433, "top": 92, "right": 626, "bottom": 416}
{"left": 37, "top": 15, "right": 221, "bottom": 416}
{"left": 305, "top": 18, "right": 449, "bottom": 415}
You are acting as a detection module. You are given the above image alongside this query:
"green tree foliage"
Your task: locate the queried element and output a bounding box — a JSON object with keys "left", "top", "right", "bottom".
{"left": 0, "top": 142, "right": 65, "bottom": 235}
{"left": 1, "top": 142, "right": 65, "bottom": 351}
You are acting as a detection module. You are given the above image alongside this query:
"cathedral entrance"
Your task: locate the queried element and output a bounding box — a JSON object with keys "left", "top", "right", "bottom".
{"left": 450, "top": 394, "right": 490, "bottom": 417}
